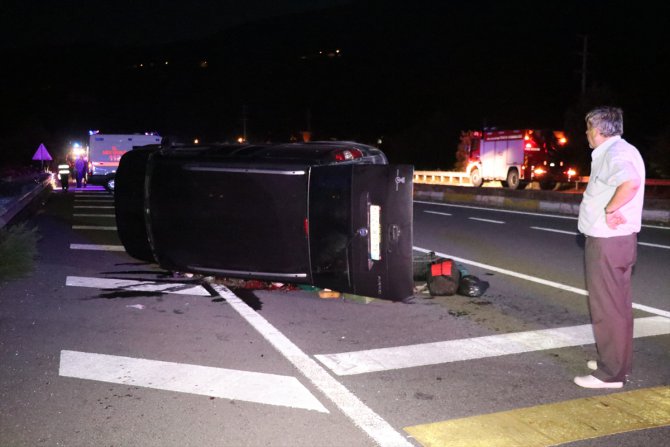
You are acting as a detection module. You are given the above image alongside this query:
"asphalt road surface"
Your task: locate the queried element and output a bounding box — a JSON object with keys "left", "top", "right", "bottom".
{"left": 1, "top": 188, "right": 669, "bottom": 447}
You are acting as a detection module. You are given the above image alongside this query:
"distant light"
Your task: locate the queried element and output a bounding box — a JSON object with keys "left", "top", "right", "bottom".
{"left": 165, "top": 61, "right": 169, "bottom": 65}
{"left": 88, "top": 130, "right": 99, "bottom": 135}
{"left": 193, "top": 138, "right": 199, "bottom": 144}
{"left": 237, "top": 137, "right": 245, "bottom": 144}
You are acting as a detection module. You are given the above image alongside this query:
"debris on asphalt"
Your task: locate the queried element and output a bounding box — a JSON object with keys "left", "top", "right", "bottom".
{"left": 126, "top": 304, "right": 145, "bottom": 310}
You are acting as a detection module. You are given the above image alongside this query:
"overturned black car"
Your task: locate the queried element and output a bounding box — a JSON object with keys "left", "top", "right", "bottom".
{"left": 115, "top": 141, "right": 414, "bottom": 301}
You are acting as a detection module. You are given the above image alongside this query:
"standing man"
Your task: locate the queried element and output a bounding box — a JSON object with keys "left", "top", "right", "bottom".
{"left": 575, "top": 106, "right": 645, "bottom": 389}
{"left": 74, "top": 154, "right": 87, "bottom": 188}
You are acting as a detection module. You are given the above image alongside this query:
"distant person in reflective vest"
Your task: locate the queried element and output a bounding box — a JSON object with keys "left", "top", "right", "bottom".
{"left": 74, "top": 154, "right": 87, "bottom": 188}
{"left": 58, "top": 161, "right": 70, "bottom": 192}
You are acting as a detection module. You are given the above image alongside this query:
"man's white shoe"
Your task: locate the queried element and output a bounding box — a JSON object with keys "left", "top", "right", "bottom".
{"left": 574, "top": 375, "right": 623, "bottom": 389}
{"left": 587, "top": 360, "right": 597, "bottom": 371}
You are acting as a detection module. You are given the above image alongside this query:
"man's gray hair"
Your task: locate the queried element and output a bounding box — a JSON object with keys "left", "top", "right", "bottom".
{"left": 585, "top": 106, "right": 624, "bottom": 137}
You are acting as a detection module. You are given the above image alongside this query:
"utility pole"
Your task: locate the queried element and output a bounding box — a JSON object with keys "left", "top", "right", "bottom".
{"left": 578, "top": 34, "right": 589, "bottom": 96}
{"left": 242, "top": 104, "right": 248, "bottom": 142}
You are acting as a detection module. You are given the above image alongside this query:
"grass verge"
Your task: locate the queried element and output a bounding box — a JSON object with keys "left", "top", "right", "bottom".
{"left": 0, "top": 223, "right": 39, "bottom": 280}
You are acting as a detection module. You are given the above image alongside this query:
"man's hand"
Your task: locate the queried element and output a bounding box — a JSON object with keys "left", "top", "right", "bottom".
{"left": 606, "top": 210, "right": 627, "bottom": 229}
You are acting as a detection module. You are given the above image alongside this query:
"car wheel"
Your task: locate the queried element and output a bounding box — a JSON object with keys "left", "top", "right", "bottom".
{"left": 506, "top": 169, "right": 520, "bottom": 189}
{"left": 470, "top": 168, "right": 483, "bottom": 187}
{"left": 115, "top": 150, "right": 155, "bottom": 262}
{"left": 104, "top": 177, "right": 115, "bottom": 193}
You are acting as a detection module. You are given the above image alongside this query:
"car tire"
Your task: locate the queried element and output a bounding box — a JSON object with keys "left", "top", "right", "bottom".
{"left": 506, "top": 169, "right": 520, "bottom": 189}
{"left": 115, "top": 149, "right": 155, "bottom": 262}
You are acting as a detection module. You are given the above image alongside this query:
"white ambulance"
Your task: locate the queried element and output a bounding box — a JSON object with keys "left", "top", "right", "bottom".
{"left": 88, "top": 132, "right": 162, "bottom": 191}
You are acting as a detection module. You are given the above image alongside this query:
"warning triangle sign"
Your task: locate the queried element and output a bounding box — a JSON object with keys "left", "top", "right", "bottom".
{"left": 32, "top": 143, "right": 53, "bottom": 161}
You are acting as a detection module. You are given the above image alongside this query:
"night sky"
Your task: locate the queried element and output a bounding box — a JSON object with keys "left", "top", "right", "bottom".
{"left": 1, "top": 0, "right": 668, "bottom": 174}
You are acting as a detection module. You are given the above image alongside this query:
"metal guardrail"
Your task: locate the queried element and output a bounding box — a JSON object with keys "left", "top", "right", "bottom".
{"left": 413, "top": 171, "right": 670, "bottom": 187}
{"left": 413, "top": 171, "right": 471, "bottom": 185}
{"left": 0, "top": 174, "right": 53, "bottom": 229}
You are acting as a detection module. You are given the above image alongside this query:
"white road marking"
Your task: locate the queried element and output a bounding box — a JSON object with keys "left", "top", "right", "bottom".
{"left": 415, "top": 200, "right": 577, "bottom": 220}
{"left": 413, "top": 246, "right": 670, "bottom": 318}
{"left": 468, "top": 217, "right": 505, "bottom": 224}
{"left": 70, "top": 243, "right": 124, "bottom": 251}
{"left": 530, "top": 226, "right": 670, "bottom": 249}
{"left": 315, "top": 316, "right": 670, "bottom": 375}
{"left": 59, "top": 350, "right": 327, "bottom": 412}
{"left": 74, "top": 199, "right": 114, "bottom": 203}
{"left": 414, "top": 200, "right": 668, "bottom": 229}
{"left": 424, "top": 210, "right": 452, "bottom": 217}
{"left": 210, "top": 284, "right": 413, "bottom": 447}
{"left": 639, "top": 241, "right": 670, "bottom": 249}
{"left": 74, "top": 205, "right": 114, "bottom": 209}
{"left": 66, "top": 275, "right": 210, "bottom": 296}
{"left": 72, "top": 225, "right": 117, "bottom": 230}
{"left": 644, "top": 224, "right": 670, "bottom": 230}
{"left": 530, "top": 226, "right": 578, "bottom": 235}
{"left": 73, "top": 214, "right": 115, "bottom": 217}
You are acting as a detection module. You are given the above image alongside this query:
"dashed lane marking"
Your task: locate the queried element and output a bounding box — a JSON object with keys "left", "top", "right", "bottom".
{"left": 468, "top": 217, "right": 505, "bottom": 224}
{"left": 73, "top": 205, "right": 114, "bottom": 209}
{"left": 73, "top": 199, "right": 114, "bottom": 203}
{"left": 529, "top": 226, "right": 578, "bottom": 235}
{"left": 424, "top": 210, "right": 452, "bottom": 217}
{"left": 72, "top": 225, "right": 117, "bottom": 230}
{"left": 315, "top": 316, "right": 670, "bottom": 375}
{"left": 404, "top": 386, "right": 670, "bottom": 447}
{"left": 413, "top": 246, "right": 670, "bottom": 319}
{"left": 66, "top": 275, "right": 211, "bottom": 296}
{"left": 530, "top": 226, "right": 670, "bottom": 249}
{"left": 59, "top": 350, "right": 328, "bottom": 412}
{"left": 414, "top": 200, "right": 670, "bottom": 230}
{"left": 73, "top": 214, "right": 115, "bottom": 217}
{"left": 70, "top": 243, "right": 124, "bottom": 251}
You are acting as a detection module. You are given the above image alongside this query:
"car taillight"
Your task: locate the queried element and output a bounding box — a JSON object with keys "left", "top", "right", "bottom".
{"left": 332, "top": 148, "right": 363, "bottom": 161}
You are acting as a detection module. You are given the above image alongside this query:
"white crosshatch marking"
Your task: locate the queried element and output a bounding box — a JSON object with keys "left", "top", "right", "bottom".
{"left": 315, "top": 316, "right": 670, "bottom": 376}
{"left": 66, "top": 275, "right": 211, "bottom": 296}
{"left": 59, "top": 350, "right": 327, "bottom": 412}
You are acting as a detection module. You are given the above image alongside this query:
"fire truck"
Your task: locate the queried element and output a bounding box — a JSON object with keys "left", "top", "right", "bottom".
{"left": 463, "top": 129, "right": 576, "bottom": 190}
{"left": 87, "top": 132, "right": 162, "bottom": 192}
